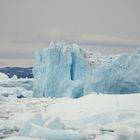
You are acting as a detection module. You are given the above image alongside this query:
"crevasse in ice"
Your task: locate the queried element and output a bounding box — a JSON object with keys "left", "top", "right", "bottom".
{"left": 33, "top": 42, "right": 90, "bottom": 98}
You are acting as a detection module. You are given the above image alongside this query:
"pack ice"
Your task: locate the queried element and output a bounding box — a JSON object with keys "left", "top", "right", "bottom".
{"left": 33, "top": 42, "right": 140, "bottom": 98}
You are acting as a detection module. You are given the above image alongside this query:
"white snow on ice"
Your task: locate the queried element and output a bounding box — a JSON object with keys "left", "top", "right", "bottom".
{"left": 0, "top": 93, "right": 140, "bottom": 139}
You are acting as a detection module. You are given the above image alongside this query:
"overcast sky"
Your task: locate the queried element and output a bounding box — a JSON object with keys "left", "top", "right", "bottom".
{"left": 0, "top": 0, "right": 140, "bottom": 66}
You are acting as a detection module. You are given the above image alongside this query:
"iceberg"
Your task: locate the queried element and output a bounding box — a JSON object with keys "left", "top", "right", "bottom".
{"left": 33, "top": 41, "right": 140, "bottom": 97}
{"left": 84, "top": 47, "right": 140, "bottom": 94}
{"left": 33, "top": 42, "right": 91, "bottom": 98}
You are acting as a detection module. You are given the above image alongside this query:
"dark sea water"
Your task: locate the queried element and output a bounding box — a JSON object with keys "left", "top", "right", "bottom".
{"left": 0, "top": 67, "right": 33, "bottom": 78}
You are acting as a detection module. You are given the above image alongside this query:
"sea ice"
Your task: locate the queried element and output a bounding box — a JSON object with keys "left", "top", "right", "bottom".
{"left": 19, "top": 113, "right": 87, "bottom": 140}
{"left": 1, "top": 93, "right": 140, "bottom": 139}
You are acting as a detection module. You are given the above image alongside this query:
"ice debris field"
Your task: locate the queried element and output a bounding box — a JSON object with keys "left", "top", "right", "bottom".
{"left": 0, "top": 42, "right": 140, "bottom": 140}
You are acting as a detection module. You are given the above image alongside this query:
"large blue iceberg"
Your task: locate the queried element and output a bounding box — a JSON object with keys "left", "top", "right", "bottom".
{"left": 33, "top": 42, "right": 140, "bottom": 98}
{"left": 85, "top": 48, "right": 140, "bottom": 94}
{"left": 33, "top": 42, "right": 92, "bottom": 98}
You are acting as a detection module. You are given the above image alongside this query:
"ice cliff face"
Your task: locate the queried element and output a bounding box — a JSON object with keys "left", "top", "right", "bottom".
{"left": 33, "top": 41, "right": 140, "bottom": 98}
{"left": 33, "top": 42, "right": 110, "bottom": 98}
{"left": 85, "top": 48, "right": 140, "bottom": 94}
{"left": 33, "top": 42, "right": 89, "bottom": 97}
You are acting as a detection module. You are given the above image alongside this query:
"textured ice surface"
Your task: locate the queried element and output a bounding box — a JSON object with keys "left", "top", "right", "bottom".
{"left": 85, "top": 48, "right": 140, "bottom": 94}
{"left": 33, "top": 42, "right": 111, "bottom": 98}
{"left": 44, "top": 116, "right": 65, "bottom": 130}
{"left": 19, "top": 113, "right": 87, "bottom": 140}
{"left": 1, "top": 93, "right": 140, "bottom": 139}
{"left": 33, "top": 42, "right": 89, "bottom": 98}
{"left": 0, "top": 72, "right": 33, "bottom": 98}
{"left": 33, "top": 41, "right": 140, "bottom": 97}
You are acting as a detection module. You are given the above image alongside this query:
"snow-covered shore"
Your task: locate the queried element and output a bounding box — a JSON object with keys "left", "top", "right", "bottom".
{"left": 1, "top": 93, "right": 140, "bottom": 140}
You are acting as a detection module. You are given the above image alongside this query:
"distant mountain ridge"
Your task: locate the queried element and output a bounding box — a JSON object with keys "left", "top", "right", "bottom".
{"left": 0, "top": 67, "right": 33, "bottom": 78}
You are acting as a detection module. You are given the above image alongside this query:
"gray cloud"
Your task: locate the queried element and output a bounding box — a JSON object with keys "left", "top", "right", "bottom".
{"left": 0, "top": 52, "right": 33, "bottom": 59}
{"left": 0, "top": 0, "right": 140, "bottom": 42}
{"left": 0, "top": 0, "right": 140, "bottom": 66}
{"left": 0, "top": 59, "right": 34, "bottom": 67}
